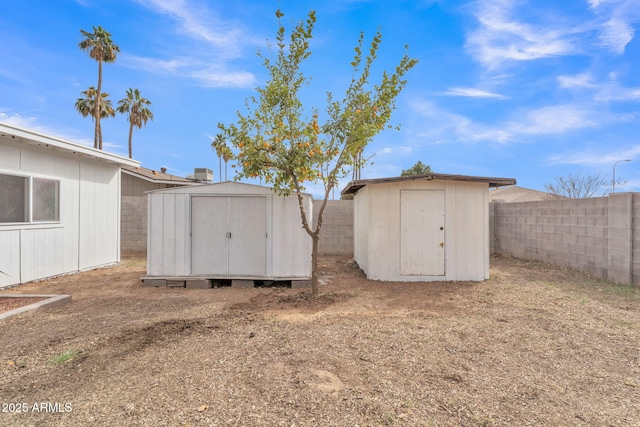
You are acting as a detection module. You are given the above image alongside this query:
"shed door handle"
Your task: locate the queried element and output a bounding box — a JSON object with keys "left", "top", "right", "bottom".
{"left": 226, "top": 232, "right": 232, "bottom": 238}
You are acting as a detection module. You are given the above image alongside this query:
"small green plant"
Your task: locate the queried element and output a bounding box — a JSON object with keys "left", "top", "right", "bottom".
{"left": 51, "top": 350, "right": 83, "bottom": 365}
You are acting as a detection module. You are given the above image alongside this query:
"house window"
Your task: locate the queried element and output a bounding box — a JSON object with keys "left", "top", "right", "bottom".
{"left": 0, "top": 173, "right": 60, "bottom": 224}
{"left": 0, "top": 174, "right": 28, "bottom": 223}
{"left": 33, "top": 178, "right": 60, "bottom": 222}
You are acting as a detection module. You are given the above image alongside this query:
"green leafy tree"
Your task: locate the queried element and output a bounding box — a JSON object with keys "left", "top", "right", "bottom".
{"left": 401, "top": 161, "right": 432, "bottom": 176}
{"left": 218, "top": 10, "right": 417, "bottom": 296}
{"left": 75, "top": 87, "right": 116, "bottom": 140}
{"left": 79, "top": 25, "right": 120, "bottom": 149}
{"left": 117, "top": 88, "right": 154, "bottom": 159}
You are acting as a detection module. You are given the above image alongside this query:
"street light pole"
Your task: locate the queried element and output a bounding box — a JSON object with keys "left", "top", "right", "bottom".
{"left": 612, "top": 159, "right": 631, "bottom": 194}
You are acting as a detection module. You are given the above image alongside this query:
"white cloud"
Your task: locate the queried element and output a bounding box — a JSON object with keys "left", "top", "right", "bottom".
{"left": 465, "top": 0, "right": 578, "bottom": 69}
{"left": 0, "top": 112, "right": 37, "bottom": 128}
{"left": 410, "top": 99, "right": 512, "bottom": 143}
{"left": 547, "top": 145, "right": 640, "bottom": 166}
{"left": 125, "top": 0, "right": 258, "bottom": 87}
{"left": 589, "top": 0, "right": 640, "bottom": 53}
{"left": 135, "top": 0, "right": 244, "bottom": 55}
{"left": 377, "top": 147, "right": 392, "bottom": 154}
{"left": 510, "top": 105, "right": 601, "bottom": 135}
{"left": 557, "top": 73, "right": 596, "bottom": 89}
{"left": 410, "top": 98, "right": 634, "bottom": 146}
{"left": 121, "top": 54, "right": 256, "bottom": 89}
{"left": 559, "top": 72, "right": 640, "bottom": 102}
{"left": 598, "top": 18, "right": 634, "bottom": 53}
{"left": 190, "top": 69, "right": 256, "bottom": 88}
{"left": 442, "top": 87, "right": 506, "bottom": 99}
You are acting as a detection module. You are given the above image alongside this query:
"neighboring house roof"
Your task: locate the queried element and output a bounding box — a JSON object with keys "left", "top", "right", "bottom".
{"left": 121, "top": 165, "right": 198, "bottom": 186}
{"left": 0, "top": 122, "right": 139, "bottom": 167}
{"left": 341, "top": 173, "right": 516, "bottom": 195}
{"left": 489, "top": 185, "right": 559, "bottom": 203}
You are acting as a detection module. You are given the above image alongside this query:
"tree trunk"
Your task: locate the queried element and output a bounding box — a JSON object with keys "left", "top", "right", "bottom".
{"left": 95, "top": 60, "right": 103, "bottom": 150}
{"left": 311, "top": 234, "right": 319, "bottom": 296}
{"left": 128, "top": 122, "right": 134, "bottom": 159}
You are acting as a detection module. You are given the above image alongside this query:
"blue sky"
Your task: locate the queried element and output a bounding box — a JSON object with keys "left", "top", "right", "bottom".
{"left": 1, "top": 0, "right": 639, "bottom": 198}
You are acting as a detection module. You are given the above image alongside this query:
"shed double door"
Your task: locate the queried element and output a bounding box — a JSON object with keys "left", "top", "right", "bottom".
{"left": 400, "top": 189, "right": 445, "bottom": 276}
{"left": 191, "top": 196, "right": 267, "bottom": 276}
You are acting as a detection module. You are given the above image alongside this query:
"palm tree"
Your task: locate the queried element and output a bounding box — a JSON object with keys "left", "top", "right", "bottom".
{"left": 211, "top": 133, "right": 226, "bottom": 182}
{"left": 116, "top": 88, "right": 153, "bottom": 159}
{"left": 222, "top": 145, "right": 234, "bottom": 181}
{"left": 79, "top": 25, "right": 120, "bottom": 150}
{"left": 75, "top": 87, "right": 116, "bottom": 143}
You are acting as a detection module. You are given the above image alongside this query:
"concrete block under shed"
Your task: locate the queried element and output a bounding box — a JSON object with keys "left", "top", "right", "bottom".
{"left": 232, "top": 279, "right": 254, "bottom": 288}
{"left": 291, "top": 280, "right": 311, "bottom": 289}
{"left": 166, "top": 280, "right": 186, "bottom": 288}
{"left": 143, "top": 278, "right": 167, "bottom": 287}
{"left": 186, "top": 279, "right": 212, "bottom": 289}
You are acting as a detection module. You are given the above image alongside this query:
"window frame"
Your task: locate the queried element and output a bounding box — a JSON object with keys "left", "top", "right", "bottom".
{"left": 0, "top": 171, "right": 62, "bottom": 226}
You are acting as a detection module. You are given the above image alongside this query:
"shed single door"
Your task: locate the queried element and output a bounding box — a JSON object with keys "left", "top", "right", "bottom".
{"left": 191, "top": 196, "right": 267, "bottom": 276}
{"left": 400, "top": 189, "right": 445, "bottom": 276}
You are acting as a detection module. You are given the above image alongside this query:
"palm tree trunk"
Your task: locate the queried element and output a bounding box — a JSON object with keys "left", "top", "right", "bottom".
{"left": 128, "top": 122, "right": 134, "bottom": 158}
{"left": 95, "top": 60, "right": 103, "bottom": 149}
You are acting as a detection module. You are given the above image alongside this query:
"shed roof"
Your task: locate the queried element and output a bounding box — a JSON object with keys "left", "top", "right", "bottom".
{"left": 341, "top": 173, "right": 516, "bottom": 195}
{"left": 146, "top": 180, "right": 312, "bottom": 197}
{"left": 122, "top": 165, "right": 197, "bottom": 185}
{"left": 0, "top": 122, "right": 139, "bottom": 167}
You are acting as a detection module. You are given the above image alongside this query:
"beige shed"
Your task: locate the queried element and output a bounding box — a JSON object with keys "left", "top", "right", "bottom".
{"left": 341, "top": 173, "right": 515, "bottom": 282}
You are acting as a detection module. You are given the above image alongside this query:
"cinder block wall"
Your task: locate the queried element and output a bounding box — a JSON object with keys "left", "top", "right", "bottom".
{"left": 491, "top": 193, "right": 640, "bottom": 285}
{"left": 121, "top": 174, "right": 165, "bottom": 253}
{"left": 313, "top": 200, "right": 354, "bottom": 255}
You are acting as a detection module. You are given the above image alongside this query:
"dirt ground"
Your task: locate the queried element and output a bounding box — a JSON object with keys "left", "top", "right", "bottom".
{"left": 0, "top": 254, "right": 639, "bottom": 427}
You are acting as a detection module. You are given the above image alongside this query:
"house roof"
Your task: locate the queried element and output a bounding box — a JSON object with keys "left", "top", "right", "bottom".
{"left": 341, "top": 173, "right": 517, "bottom": 195}
{"left": 0, "top": 122, "right": 139, "bottom": 167}
{"left": 488, "top": 185, "right": 559, "bottom": 203}
{"left": 121, "top": 165, "right": 197, "bottom": 185}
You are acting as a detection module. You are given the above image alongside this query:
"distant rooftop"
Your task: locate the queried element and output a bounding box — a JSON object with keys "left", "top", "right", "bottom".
{"left": 121, "top": 165, "right": 197, "bottom": 185}
{"left": 489, "top": 185, "right": 560, "bottom": 203}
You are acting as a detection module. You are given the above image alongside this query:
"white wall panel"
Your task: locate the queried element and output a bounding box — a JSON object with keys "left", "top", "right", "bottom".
{"left": 0, "top": 230, "right": 20, "bottom": 287}
{"left": 78, "top": 161, "right": 120, "bottom": 270}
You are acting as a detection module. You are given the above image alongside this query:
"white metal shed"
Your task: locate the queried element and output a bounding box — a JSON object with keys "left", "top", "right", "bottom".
{"left": 341, "top": 173, "right": 515, "bottom": 282}
{"left": 144, "top": 182, "right": 312, "bottom": 287}
{"left": 0, "top": 123, "right": 139, "bottom": 288}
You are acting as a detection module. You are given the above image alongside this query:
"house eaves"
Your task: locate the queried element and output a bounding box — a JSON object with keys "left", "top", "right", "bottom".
{"left": 0, "top": 122, "right": 139, "bottom": 167}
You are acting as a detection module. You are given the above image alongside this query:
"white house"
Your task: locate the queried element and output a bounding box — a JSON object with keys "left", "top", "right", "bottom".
{"left": 144, "top": 182, "right": 312, "bottom": 287}
{"left": 341, "top": 173, "right": 515, "bottom": 282}
{"left": 0, "top": 123, "right": 139, "bottom": 288}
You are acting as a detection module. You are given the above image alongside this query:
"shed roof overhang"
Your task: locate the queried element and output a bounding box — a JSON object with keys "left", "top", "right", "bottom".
{"left": 0, "top": 122, "right": 140, "bottom": 167}
{"left": 341, "top": 173, "right": 517, "bottom": 196}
